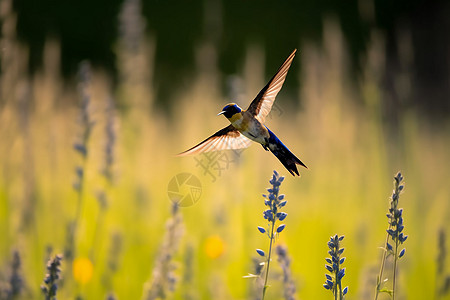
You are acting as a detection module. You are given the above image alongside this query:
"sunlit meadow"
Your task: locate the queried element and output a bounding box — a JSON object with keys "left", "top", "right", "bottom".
{"left": 1, "top": 0, "right": 450, "bottom": 299}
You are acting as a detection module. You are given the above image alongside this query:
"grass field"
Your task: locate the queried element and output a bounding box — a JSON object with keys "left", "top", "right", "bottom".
{"left": 1, "top": 2, "right": 450, "bottom": 299}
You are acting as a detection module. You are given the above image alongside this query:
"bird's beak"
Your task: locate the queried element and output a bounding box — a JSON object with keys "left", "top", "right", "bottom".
{"left": 217, "top": 111, "right": 225, "bottom": 116}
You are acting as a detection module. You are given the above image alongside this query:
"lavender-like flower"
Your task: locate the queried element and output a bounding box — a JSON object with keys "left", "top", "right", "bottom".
{"left": 276, "top": 245, "right": 297, "bottom": 300}
{"left": 9, "top": 251, "right": 23, "bottom": 298}
{"left": 256, "top": 170, "right": 288, "bottom": 299}
{"left": 41, "top": 255, "right": 63, "bottom": 300}
{"left": 436, "top": 229, "right": 450, "bottom": 298}
{"left": 144, "top": 203, "right": 184, "bottom": 300}
{"left": 323, "top": 235, "right": 348, "bottom": 300}
{"left": 375, "top": 172, "right": 408, "bottom": 300}
{"left": 66, "top": 62, "right": 95, "bottom": 263}
{"left": 0, "top": 251, "right": 24, "bottom": 299}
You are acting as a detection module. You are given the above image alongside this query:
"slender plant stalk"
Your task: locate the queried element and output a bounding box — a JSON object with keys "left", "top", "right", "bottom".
{"left": 374, "top": 172, "right": 407, "bottom": 300}
{"left": 89, "top": 200, "right": 105, "bottom": 260}
{"left": 67, "top": 156, "right": 87, "bottom": 262}
{"left": 392, "top": 237, "right": 399, "bottom": 300}
{"left": 334, "top": 266, "right": 338, "bottom": 300}
{"left": 66, "top": 62, "right": 94, "bottom": 263}
{"left": 334, "top": 281, "right": 338, "bottom": 300}
{"left": 374, "top": 232, "right": 390, "bottom": 300}
{"left": 74, "top": 158, "right": 87, "bottom": 224}
{"left": 262, "top": 217, "right": 276, "bottom": 300}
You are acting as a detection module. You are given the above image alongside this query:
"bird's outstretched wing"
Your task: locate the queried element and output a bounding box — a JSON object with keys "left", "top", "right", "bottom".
{"left": 246, "top": 49, "right": 296, "bottom": 123}
{"left": 177, "top": 125, "right": 252, "bottom": 156}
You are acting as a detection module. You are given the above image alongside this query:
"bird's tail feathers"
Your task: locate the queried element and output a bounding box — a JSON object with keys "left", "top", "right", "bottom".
{"left": 267, "top": 129, "right": 307, "bottom": 176}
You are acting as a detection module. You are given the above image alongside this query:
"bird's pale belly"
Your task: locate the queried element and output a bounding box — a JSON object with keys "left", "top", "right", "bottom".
{"left": 232, "top": 117, "right": 269, "bottom": 145}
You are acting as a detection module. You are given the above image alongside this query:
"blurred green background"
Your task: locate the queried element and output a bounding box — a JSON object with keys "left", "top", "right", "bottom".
{"left": 1, "top": 0, "right": 450, "bottom": 299}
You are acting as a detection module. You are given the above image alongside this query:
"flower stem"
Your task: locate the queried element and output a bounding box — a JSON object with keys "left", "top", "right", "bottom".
{"left": 392, "top": 238, "right": 399, "bottom": 300}
{"left": 262, "top": 217, "right": 276, "bottom": 300}
{"left": 71, "top": 157, "right": 87, "bottom": 258}
{"left": 334, "top": 282, "right": 338, "bottom": 300}
{"left": 374, "top": 233, "right": 390, "bottom": 300}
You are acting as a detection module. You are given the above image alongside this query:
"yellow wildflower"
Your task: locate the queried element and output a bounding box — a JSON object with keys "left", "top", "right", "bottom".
{"left": 73, "top": 257, "right": 94, "bottom": 284}
{"left": 204, "top": 235, "right": 225, "bottom": 259}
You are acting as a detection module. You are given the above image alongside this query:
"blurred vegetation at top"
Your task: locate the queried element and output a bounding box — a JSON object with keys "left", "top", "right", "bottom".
{"left": 10, "top": 0, "right": 450, "bottom": 118}
{"left": 1, "top": 0, "right": 450, "bottom": 299}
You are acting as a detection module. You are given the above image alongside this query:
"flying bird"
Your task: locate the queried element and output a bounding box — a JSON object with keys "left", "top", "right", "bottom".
{"left": 178, "top": 49, "right": 307, "bottom": 176}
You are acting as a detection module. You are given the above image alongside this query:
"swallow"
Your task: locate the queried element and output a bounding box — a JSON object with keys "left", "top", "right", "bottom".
{"left": 178, "top": 49, "right": 307, "bottom": 176}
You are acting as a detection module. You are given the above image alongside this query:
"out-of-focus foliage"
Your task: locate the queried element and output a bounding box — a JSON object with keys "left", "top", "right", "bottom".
{"left": 1, "top": 0, "right": 450, "bottom": 299}
{"left": 12, "top": 0, "right": 450, "bottom": 117}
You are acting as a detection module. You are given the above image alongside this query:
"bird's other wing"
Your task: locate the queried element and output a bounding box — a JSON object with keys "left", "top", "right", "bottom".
{"left": 177, "top": 125, "right": 252, "bottom": 156}
{"left": 246, "top": 49, "right": 296, "bottom": 123}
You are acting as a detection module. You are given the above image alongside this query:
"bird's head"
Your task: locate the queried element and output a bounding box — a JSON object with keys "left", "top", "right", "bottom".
{"left": 217, "top": 103, "right": 242, "bottom": 119}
